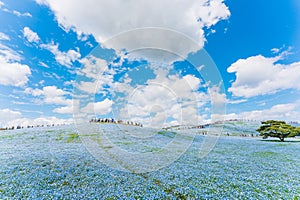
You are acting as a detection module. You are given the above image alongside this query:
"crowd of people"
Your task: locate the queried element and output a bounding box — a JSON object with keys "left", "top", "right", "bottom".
{"left": 0, "top": 124, "right": 66, "bottom": 131}
{"left": 89, "top": 118, "right": 143, "bottom": 127}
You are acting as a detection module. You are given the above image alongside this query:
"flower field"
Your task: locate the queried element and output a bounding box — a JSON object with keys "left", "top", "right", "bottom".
{"left": 0, "top": 124, "right": 299, "bottom": 199}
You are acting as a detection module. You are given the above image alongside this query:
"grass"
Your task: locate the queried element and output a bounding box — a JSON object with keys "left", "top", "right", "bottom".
{"left": 157, "top": 131, "right": 176, "bottom": 138}
{"left": 55, "top": 133, "right": 64, "bottom": 141}
{"left": 66, "top": 133, "right": 79, "bottom": 143}
{"left": 0, "top": 131, "right": 30, "bottom": 139}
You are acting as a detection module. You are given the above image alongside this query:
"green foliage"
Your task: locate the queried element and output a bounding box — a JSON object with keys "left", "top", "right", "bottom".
{"left": 67, "top": 133, "right": 79, "bottom": 143}
{"left": 257, "top": 120, "right": 299, "bottom": 142}
{"left": 297, "top": 127, "right": 300, "bottom": 136}
{"left": 157, "top": 131, "right": 176, "bottom": 138}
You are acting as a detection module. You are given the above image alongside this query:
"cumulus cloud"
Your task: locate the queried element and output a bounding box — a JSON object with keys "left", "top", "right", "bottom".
{"left": 117, "top": 68, "right": 210, "bottom": 127}
{"left": 23, "top": 27, "right": 40, "bottom": 43}
{"left": 75, "top": 81, "right": 97, "bottom": 94}
{"left": 75, "top": 74, "right": 114, "bottom": 95}
{"left": 0, "top": 109, "right": 22, "bottom": 127}
{"left": 77, "top": 56, "right": 108, "bottom": 79}
{"left": 0, "top": 32, "right": 10, "bottom": 40}
{"left": 53, "top": 105, "right": 73, "bottom": 114}
{"left": 75, "top": 56, "right": 114, "bottom": 94}
{"left": 81, "top": 98, "right": 113, "bottom": 115}
{"left": 25, "top": 86, "right": 71, "bottom": 105}
{"left": 221, "top": 102, "right": 300, "bottom": 122}
{"left": 227, "top": 54, "right": 300, "bottom": 98}
{"left": 53, "top": 99, "right": 81, "bottom": 115}
{"left": 208, "top": 86, "right": 226, "bottom": 105}
{"left": 0, "top": 108, "right": 73, "bottom": 127}
{"left": 73, "top": 58, "right": 225, "bottom": 126}
{"left": 41, "top": 42, "right": 81, "bottom": 67}
{"left": 5, "top": 116, "right": 73, "bottom": 128}
{"left": 25, "top": 86, "right": 75, "bottom": 114}
{"left": 0, "top": 43, "right": 31, "bottom": 87}
{"left": 35, "top": 0, "right": 230, "bottom": 60}
{"left": 21, "top": 28, "right": 81, "bottom": 67}
{"left": 0, "top": 59, "right": 31, "bottom": 87}
{"left": 43, "top": 86, "right": 71, "bottom": 105}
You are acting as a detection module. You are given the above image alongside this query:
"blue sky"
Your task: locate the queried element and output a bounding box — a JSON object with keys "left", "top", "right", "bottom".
{"left": 0, "top": 0, "right": 300, "bottom": 127}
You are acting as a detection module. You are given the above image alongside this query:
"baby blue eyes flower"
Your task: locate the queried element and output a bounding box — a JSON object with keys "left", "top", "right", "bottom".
{"left": 0, "top": 125, "right": 299, "bottom": 199}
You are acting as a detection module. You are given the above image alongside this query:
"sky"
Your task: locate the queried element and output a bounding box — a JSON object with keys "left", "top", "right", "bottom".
{"left": 0, "top": 0, "right": 300, "bottom": 128}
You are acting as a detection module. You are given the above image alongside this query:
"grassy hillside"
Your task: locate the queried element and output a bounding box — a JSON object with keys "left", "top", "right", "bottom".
{"left": 221, "top": 120, "right": 261, "bottom": 136}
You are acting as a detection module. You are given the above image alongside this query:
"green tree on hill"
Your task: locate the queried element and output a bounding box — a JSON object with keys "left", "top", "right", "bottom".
{"left": 257, "top": 120, "right": 299, "bottom": 142}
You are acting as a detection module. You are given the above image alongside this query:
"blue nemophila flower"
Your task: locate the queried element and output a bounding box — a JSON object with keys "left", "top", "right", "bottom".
{"left": 0, "top": 125, "right": 299, "bottom": 199}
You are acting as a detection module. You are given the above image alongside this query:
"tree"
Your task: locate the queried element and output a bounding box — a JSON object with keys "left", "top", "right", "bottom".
{"left": 297, "top": 126, "right": 300, "bottom": 136}
{"left": 256, "top": 120, "right": 299, "bottom": 142}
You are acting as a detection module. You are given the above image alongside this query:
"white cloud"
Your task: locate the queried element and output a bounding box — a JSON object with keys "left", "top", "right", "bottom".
{"left": 4, "top": 116, "right": 73, "bottom": 128}
{"left": 117, "top": 69, "right": 210, "bottom": 127}
{"left": 39, "top": 61, "right": 50, "bottom": 68}
{"left": 25, "top": 86, "right": 75, "bottom": 114}
{"left": 24, "top": 87, "right": 43, "bottom": 96}
{"left": 0, "top": 3, "right": 32, "bottom": 17}
{"left": 0, "top": 43, "right": 22, "bottom": 62}
{"left": 53, "top": 105, "right": 73, "bottom": 114}
{"left": 0, "top": 108, "right": 73, "bottom": 128}
{"left": 222, "top": 102, "right": 300, "bottom": 122}
{"left": 271, "top": 48, "right": 280, "bottom": 54}
{"left": 78, "top": 56, "right": 107, "bottom": 79}
{"left": 105, "top": 65, "right": 225, "bottom": 127}
{"left": 13, "top": 10, "right": 32, "bottom": 17}
{"left": 25, "top": 86, "right": 71, "bottom": 105}
{"left": 0, "top": 109, "right": 22, "bottom": 127}
{"left": 182, "top": 75, "right": 201, "bottom": 91}
{"left": 43, "top": 86, "right": 71, "bottom": 105}
{"left": 75, "top": 81, "right": 98, "bottom": 94}
{"left": 0, "top": 60, "right": 31, "bottom": 87}
{"left": 54, "top": 99, "right": 81, "bottom": 115}
{"left": 23, "top": 27, "right": 40, "bottom": 43}
{"left": 227, "top": 54, "right": 300, "bottom": 98}
{"left": 227, "top": 99, "right": 247, "bottom": 104}
{"left": 0, "top": 32, "right": 10, "bottom": 40}
{"left": 75, "top": 56, "right": 114, "bottom": 94}
{"left": 81, "top": 98, "right": 113, "bottom": 115}
{"left": 208, "top": 85, "right": 226, "bottom": 106}
{"left": 41, "top": 42, "right": 81, "bottom": 67}
{"left": 35, "top": 0, "right": 230, "bottom": 60}
{"left": 0, "top": 43, "right": 31, "bottom": 87}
